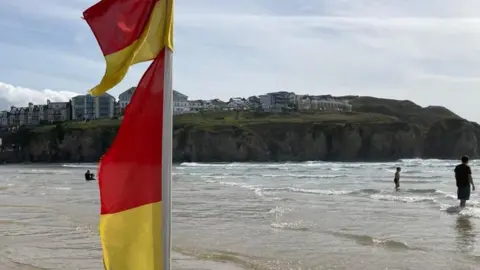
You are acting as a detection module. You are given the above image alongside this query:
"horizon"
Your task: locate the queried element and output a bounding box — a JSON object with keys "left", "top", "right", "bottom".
{"left": 1, "top": 1, "right": 480, "bottom": 121}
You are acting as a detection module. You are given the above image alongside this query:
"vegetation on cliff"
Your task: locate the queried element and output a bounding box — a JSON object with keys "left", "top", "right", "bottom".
{"left": 0, "top": 96, "right": 475, "bottom": 163}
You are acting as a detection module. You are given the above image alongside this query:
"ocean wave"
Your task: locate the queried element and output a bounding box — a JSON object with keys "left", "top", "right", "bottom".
{"left": 380, "top": 179, "right": 439, "bottom": 184}
{"left": 204, "top": 179, "right": 454, "bottom": 204}
{"left": 61, "top": 164, "right": 97, "bottom": 169}
{"left": 440, "top": 205, "right": 480, "bottom": 218}
{"left": 45, "top": 187, "right": 72, "bottom": 191}
{"left": 434, "top": 190, "right": 480, "bottom": 204}
{"left": 205, "top": 180, "right": 283, "bottom": 201}
{"left": 173, "top": 248, "right": 259, "bottom": 270}
{"left": 16, "top": 169, "right": 73, "bottom": 175}
{"left": 270, "top": 220, "right": 311, "bottom": 231}
{"left": 370, "top": 194, "right": 436, "bottom": 203}
{"left": 330, "top": 231, "right": 420, "bottom": 251}
{"left": 354, "top": 188, "right": 381, "bottom": 194}
{"left": 260, "top": 187, "right": 353, "bottom": 196}
{"left": 260, "top": 173, "right": 348, "bottom": 179}
{"left": 403, "top": 188, "right": 437, "bottom": 194}
{"left": 408, "top": 175, "right": 443, "bottom": 179}
{"left": 181, "top": 161, "right": 392, "bottom": 169}
{"left": 268, "top": 206, "right": 289, "bottom": 215}
{"left": 286, "top": 187, "right": 350, "bottom": 195}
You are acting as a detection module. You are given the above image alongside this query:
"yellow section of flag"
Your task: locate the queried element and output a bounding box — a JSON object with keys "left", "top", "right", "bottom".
{"left": 100, "top": 202, "right": 163, "bottom": 270}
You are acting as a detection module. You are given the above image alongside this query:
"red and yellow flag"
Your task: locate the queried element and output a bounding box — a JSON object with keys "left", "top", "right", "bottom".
{"left": 98, "top": 50, "right": 167, "bottom": 270}
{"left": 83, "top": 0, "right": 174, "bottom": 269}
{"left": 83, "top": 0, "right": 173, "bottom": 96}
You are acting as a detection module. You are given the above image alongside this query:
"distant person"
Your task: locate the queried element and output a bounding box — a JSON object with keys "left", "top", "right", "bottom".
{"left": 394, "top": 167, "right": 401, "bottom": 189}
{"left": 454, "top": 156, "right": 475, "bottom": 208}
{"left": 85, "top": 170, "right": 95, "bottom": 181}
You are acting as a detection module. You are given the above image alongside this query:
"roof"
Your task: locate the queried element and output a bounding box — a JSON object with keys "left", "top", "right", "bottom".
{"left": 119, "top": 87, "right": 136, "bottom": 98}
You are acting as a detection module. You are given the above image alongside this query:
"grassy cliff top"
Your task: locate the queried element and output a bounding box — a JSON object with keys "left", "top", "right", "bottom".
{"left": 174, "top": 111, "right": 399, "bottom": 126}
{"left": 29, "top": 111, "right": 398, "bottom": 133}
{"left": 347, "top": 96, "right": 461, "bottom": 125}
{"left": 22, "top": 96, "right": 462, "bottom": 133}
{"left": 32, "top": 118, "right": 121, "bottom": 133}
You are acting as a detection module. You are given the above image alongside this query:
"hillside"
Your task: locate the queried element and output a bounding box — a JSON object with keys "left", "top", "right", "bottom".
{"left": 346, "top": 96, "right": 461, "bottom": 125}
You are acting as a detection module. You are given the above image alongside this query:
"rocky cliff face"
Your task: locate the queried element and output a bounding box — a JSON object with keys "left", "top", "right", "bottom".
{"left": 0, "top": 116, "right": 478, "bottom": 163}
{"left": 172, "top": 122, "right": 425, "bottom": 162}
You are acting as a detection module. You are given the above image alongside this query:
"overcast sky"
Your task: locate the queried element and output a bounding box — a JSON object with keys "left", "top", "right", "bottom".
{"left": 0, "top": 0, "right": 480, "bottom": 121}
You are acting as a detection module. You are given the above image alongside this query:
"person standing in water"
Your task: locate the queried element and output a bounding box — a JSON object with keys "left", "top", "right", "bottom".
{"left": 394, "top": 167, "right": 401, "bottom": 189}
{"left": 455, "top": 156, "right": 475, "bottom": 208}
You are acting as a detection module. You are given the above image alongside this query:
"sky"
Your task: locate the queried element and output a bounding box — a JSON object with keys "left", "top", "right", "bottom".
{"left": 1, "top": 0, "right": 480, "bottom": 121}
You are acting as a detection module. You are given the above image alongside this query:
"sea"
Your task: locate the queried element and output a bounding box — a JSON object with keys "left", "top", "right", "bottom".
{"left": 1, "top": 159, "right": 479, "bottom": 270}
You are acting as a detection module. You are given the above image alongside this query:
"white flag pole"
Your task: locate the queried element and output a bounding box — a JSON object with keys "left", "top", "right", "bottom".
{"left": 162, "top": 46, "right": 173, "bottom": 270}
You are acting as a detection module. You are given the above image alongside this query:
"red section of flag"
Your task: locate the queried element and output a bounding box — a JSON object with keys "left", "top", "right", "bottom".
{"left": 98, "top": 49, "right": 165, "bottom": 215}
{"left": 83, "top": 0, "right": 158, "bottom": 55}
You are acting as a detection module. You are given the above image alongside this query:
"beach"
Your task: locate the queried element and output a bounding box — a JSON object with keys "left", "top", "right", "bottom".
{"left": 1, "top": 160, "right": 479, "bottom": 269}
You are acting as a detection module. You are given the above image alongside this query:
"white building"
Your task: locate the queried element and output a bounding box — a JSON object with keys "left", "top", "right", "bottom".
{"left": 118, "top": 87, "right": 191, "bottom": 115}
{"left": 8, "top": 107, "right": 19, "bottom": 127}
{"left": 173, "top": 90, "right": 190, "bottom": 115}
{"left": 227, "top": 98, "right": 247, "bottom": 110}
{"left": 118, "top": 87, "right": 136, "bottom": 113}
{"left": 204, "top": 99, "right": 227, "bottom": 111}
{"left": 46, "top": 100, "right": 71, "bottom": 123}
{"left": 0, "top": 111, "right": 8, "bottom": 127}
{"left": 71, "top": 93, "right": 115, "bottom": 120}
{"left": 188, "top": 100, "right": 206, "bottom": 111}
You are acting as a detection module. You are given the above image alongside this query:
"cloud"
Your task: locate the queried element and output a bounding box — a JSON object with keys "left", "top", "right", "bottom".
{"left": 1, "top": 0, "right": 480, "bottom": 121}
{"left": 0, "top": 82, "right": 77, "bottom": 109}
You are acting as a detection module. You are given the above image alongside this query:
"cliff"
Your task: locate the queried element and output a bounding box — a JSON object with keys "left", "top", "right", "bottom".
{"left": 0, "top": 97, "right": 477, "bottom": 163}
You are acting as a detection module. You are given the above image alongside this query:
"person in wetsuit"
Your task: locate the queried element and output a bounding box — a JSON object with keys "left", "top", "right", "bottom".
{"left": 454, "top": 156, "right": 475, "bottom": 208}
{"left": 394, "top": 167, "right": 401, "bottom": 189}
{"left": 85, "top": 170, "right": 95, "bottom": 181}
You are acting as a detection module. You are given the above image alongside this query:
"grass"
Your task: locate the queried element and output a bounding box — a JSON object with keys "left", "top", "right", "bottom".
{"left": 174, "top": 110, "right": 399, "bottom": 126}
{"left": 25, "top": 110, "right": 399, "bottom": 134}
{"left": 31, "top": 119, "right": 121, "bottom": 133}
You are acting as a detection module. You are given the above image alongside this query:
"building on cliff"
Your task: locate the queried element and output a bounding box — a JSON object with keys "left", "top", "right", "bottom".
{"left": 173, "top": 90, "right": 191, "bottom": 115}
{"left": 71, "top": 93, "right": 115, "bottom": 120}
{"left": 118, "top": 87, "right": 136, "bottom": 115}
{"left": 0, "top": 111, "right": 7, "bottom": 127}
{"left": 227, "top": 98, "right": 247, "bottom": 110}
{"left": 46, "top": 100, "right": 71, "bottom": 123}
{"left": 24, "top": 103, "right": 47, "bottom": 126}
{"left": 259, "top": 91, "right": 296, "bottom": 111}
{"left": 118, "top": 87, "right": 191, "bottom": 115}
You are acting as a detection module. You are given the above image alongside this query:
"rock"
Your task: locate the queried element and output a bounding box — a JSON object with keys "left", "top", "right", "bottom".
{"left": 424, "top": 119, "right": 479, "bottom": 159}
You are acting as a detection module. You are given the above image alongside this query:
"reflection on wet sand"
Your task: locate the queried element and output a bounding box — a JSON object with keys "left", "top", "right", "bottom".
{"left": 455, "top": 216, "right": 476, "bottom": 254}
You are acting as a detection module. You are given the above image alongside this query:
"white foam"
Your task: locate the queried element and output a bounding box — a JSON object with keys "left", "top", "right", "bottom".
{"left": 287, "top": 187, "right": 351, "bottom": 195}
{"left": 62, "top": 164, "right": 96, "bottom": 168}
{"left": 370, "top": 194, "right": 436, "bottom": 203}
{"left": 270, "top": 220, "right": 310, "bottom": 231}
{"left": 458, "top": 207, "right": 480, "bottom": 218}
{"left": 47, "top": 187, "right": 72, "bottom": 191}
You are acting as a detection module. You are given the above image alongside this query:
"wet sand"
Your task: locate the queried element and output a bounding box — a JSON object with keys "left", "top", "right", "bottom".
{"left": 0, "top": 250, "right": 245, "bottom": 270}
{"left": 173, "top": 253, "right": 245, "bottom": 270}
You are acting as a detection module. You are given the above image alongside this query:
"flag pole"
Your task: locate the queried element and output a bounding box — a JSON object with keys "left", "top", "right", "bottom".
{"left": 162, "top": 47, "right": 173, "bottom": 270}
